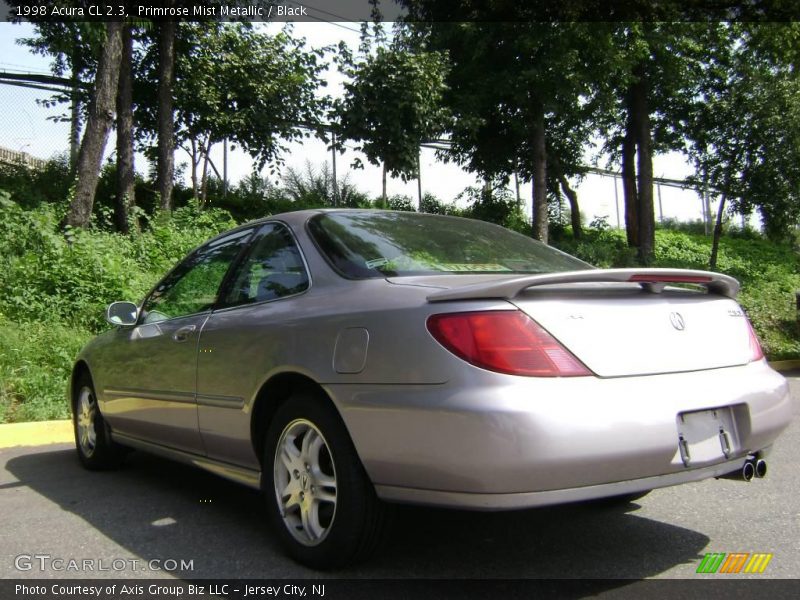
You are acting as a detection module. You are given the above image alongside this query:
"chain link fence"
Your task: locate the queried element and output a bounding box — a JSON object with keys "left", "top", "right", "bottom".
{"left": 0, "top": 75, "right": 72, "bottom": 167}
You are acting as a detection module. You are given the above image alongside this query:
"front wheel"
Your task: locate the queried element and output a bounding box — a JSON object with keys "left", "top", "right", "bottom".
{"left": 72, "top": 372, "right": 125, "bottom": 470}
{"left": 263, "top": 392, "right": 387, "bottom": 569}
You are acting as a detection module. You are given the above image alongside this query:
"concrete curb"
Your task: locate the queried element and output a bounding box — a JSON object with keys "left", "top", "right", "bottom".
{"left": 769, "top": 360, "right": 800, "bottom": 372}
{"left": 0, "top": 419, "right": 72, "bottom": 448}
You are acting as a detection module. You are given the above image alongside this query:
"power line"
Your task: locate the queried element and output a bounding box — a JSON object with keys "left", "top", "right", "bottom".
{"left": 281, "top": 1, "right": 363, "bottom": 35}
{"left": 285, "top": 1, "right": 364, "bottom": 28}
{"left": 303, "top": 15, "right": 363, "bottom": 35}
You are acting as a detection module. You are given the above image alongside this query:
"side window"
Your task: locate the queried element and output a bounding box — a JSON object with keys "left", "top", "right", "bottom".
{"left": 222, "top": 223, "right": 309, "bottom": 307}
{"left": 141, "top": 229, "right": 253, "bottom": 323}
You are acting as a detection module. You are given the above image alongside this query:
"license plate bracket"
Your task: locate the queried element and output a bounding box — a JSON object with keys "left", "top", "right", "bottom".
{"left": 676, "top": 407, "right": 739, "bottom": 467}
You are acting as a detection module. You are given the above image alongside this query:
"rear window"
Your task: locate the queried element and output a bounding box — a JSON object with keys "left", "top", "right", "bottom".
{"left": 307, "top": 211, "right": 590, "bottom": 279}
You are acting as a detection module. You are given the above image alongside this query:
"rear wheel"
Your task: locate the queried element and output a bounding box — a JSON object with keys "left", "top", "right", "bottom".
{"left": 263, "top": 391, "right": 387, "bottom": 569}
{"left": 72, "top": 372, "right": 125, "bottom": 470}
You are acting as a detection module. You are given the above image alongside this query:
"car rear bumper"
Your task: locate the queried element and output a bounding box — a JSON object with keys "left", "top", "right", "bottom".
{"left": 329, "top": 360, "right": 792, "bottom": 509}
{"left": 374, "top": 456, "right": 754, "bottom": 510}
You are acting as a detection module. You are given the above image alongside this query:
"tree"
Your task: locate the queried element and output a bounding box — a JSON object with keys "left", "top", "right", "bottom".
{"left": 599, "top": 23, "right": 709, "bottom": 263}
{"left": 335, "top": 26, "right": 450, "bottom": 207}
{"left": 543, "top": 95, "right": 600, "bottom": 240}
{"left": 402, "top": 10, "right": 616, "bottom": 244}
{"left": 135, "top": 23, "right": 326, "bottom": 205}
{"left": 114, "top": 24, "right": 136, "bottom": 233}
{"left": 685, "top": 23, "right": 800, "bottom": 267}
{"left": 18, "top": 23, "right": 102, "bottom": 169}
{"left": 18, "top": 21, "right": 140, "bottom": 232}
{"left": 62, "top": 22, "right": 123, "bottom": 229}
{"left": 156, "top": 18, "right": 176, "bottom": 212}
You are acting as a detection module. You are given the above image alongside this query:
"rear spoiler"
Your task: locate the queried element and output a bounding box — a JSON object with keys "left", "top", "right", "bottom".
{"left": 427, "top": 268, "right": 740, "bottom": 302}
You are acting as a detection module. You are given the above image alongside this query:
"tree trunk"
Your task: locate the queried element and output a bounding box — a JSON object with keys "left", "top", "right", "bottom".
{"left": 622, "top": 110, "right": 639, "bottom": 248}
{"left": 189, "top": 137, "right": 198, "bottom": 199}
{"left": 709, "top": 195, "right": 727, "bottom": 271}
{"left": 558, "top": 174, "right": 582, "bottom": 240}
{"left": 114, "top": 24, "right": 136, "bottom": 234}
{"left": 531, "top": 103, "right": 548, "bottom": 244}
{"left": 631, "top": 66, "right": 655, "bottom": 264}
{"left": 200, "top": 141, "right": 210, "bottom": 206}
{"left": 157, "top": 18, "right": 176, "bottom": 212}
{"left": 69, "top": 66, "right": 81, "bottom": 171}
{"left": 62, "top": 22, "right": 123, "bottom": 229}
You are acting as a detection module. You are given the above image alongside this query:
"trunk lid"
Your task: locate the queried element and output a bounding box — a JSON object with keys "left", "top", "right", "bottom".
{"left": 392, "top": 268, "right": 753, "bottom": 377}
{"left": 509, "top": 287, "right": 752, "bottom": 377}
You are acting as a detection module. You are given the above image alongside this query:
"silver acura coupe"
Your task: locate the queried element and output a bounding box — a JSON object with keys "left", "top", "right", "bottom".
{"left": 70, "top": 209, "right": 792, "bottom": 568}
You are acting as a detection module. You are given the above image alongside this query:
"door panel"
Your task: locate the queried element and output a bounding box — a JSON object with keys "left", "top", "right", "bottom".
{"left": 100, "top": 227, "right": 255, "bottom": 453}
{"left": 197, "top": 223, "right": 310, "bottom": 467}
{"left": 101, "top": 314, "right": 208, "bottom": 452}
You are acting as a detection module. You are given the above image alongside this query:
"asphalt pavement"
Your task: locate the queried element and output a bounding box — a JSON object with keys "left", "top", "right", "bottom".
{"left": 1, "top": 374, "right": 798, "bottom": 581}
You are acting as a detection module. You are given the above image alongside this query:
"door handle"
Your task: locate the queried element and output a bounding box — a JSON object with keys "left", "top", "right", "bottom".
{"left": 172, "top": 324, "right": 197, "bottom": 342}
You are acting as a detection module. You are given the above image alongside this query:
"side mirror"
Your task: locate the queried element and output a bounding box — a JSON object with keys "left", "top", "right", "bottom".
{"left": 106, "top": 301, "right": 139, "bottom": 327}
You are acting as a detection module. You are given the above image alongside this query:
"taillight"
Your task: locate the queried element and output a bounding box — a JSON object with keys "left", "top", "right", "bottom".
{"left": 746, "top": 319, "right": 764, "bottom": 362}
{"left": 426, "top": 310, "right": 591, "bottom": 377}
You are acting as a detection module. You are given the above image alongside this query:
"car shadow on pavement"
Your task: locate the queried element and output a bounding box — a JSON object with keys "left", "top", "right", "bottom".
{"left": 6, "top": 446, "right": 710, "bottom": 583}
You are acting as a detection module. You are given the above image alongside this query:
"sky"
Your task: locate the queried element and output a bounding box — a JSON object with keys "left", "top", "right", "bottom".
{"left": 0, "top": 21, "right": 721, "bottom": 227}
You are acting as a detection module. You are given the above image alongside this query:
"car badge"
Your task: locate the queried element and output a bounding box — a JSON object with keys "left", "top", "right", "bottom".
{"left": 670, "top": 312, "right": 686, "bottom": 331}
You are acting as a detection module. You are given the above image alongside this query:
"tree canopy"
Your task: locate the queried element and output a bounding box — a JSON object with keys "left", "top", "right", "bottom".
{"left": 13, "top": 16, "right": 800, "bottom": 254}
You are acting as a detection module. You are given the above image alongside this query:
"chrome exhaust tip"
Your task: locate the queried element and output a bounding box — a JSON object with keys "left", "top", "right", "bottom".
{"left": 719, "top": 460, "right": 756, "bottom": 482}
{"left": 755, "top": 459, "right": 768, "bottom": 478}
{"left": 742, "top": 461, "right": 755, "bottom": 482}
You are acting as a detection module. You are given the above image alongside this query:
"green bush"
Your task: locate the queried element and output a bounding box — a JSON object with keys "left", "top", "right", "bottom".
{"left": 0, "top": 318, "right": 91, "bottom": 422}
{"left": 0, "top": 195, "right": 235, "bottom": 331}
{"left": 0, "top": 154, "right": 73, "bottom": 210}
{"left": 553, "top": 228, "right": 639, "bottom": 268}
{"left": 0, "top": 193, "right": 237, "bottom": 422}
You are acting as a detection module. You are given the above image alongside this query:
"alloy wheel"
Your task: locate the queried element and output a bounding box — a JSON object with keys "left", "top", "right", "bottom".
{"left": 273, "top": 419, "right": 337, "bottom": 546}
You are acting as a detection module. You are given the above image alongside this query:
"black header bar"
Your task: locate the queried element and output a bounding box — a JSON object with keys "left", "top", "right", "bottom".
{"left": 2, "top": 0, "right": 800, "bottom": 23}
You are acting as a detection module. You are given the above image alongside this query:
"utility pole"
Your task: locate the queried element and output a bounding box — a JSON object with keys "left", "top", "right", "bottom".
{"left": 223, "top": 138, "right": 228, "bottom": 198}
{"left": 331, "top": 128, "right": 339, "bottom": 207}
{"left": 657, "top": 183, "right": 663, "bottom": 222}
{"left": 417, "top": 149, "right": 422, "bottom": 210}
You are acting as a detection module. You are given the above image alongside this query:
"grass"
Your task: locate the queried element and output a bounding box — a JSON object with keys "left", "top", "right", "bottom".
{"left": 0, "top": 319, "right": 92, "bottom": 423}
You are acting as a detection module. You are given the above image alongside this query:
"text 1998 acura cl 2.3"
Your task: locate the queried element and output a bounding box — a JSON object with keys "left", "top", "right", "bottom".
{"left": 70, "top": 209, "right": 792, "bottom": 568}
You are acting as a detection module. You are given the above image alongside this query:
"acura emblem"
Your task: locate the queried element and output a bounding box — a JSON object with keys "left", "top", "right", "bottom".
{"left": 669, "top": 312, "right": 686, "bottom": 331}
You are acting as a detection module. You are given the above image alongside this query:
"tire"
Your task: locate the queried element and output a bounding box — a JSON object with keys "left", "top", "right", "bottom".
{"left": 72, "top": 371, "right": 126, "bottom": 470}
{"left": 263, "top": 391, "right": 388, "bottom": 569}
